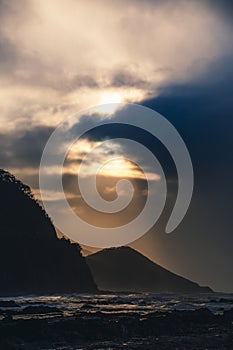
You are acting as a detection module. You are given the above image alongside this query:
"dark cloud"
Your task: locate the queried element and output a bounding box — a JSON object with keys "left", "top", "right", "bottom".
{"left": 132, "top": 56, "right": 233, "bottom": 292}
{"left": 0, "top": 126, "right": 54, "bottom": 169}
{"left": 207, "top": 0, "right": 233, "bottom": 19}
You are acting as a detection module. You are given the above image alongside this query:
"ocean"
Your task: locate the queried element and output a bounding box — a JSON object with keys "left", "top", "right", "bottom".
{"left": 1, "top": 292, "right": 233, "bottom": 318}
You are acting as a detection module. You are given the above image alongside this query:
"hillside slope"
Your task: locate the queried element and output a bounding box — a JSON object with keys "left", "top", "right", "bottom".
{"left": 0, "top": 169, "right": 97, "bottom": 296}
{"left": 86, "top": 247, "right": 212, "bottom": 293}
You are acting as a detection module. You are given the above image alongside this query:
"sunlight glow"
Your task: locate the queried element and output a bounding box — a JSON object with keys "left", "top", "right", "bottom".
{"left": 66, "top": 140, "right": 161, "bottom": 181}
{"left": 97, "top": 92, "right": 123, "bottom": 114}
{"left": 100, "top": 92, "right": 123, "bottom": 105}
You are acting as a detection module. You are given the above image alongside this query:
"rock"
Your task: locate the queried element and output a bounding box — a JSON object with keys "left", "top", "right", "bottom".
{"left": 0, "top": 301, "right": 19, "bottom": 308}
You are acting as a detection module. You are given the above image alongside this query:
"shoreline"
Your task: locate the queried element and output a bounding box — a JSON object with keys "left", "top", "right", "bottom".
{"left": 1, "top": 298, "right": 233, "bottom": 349}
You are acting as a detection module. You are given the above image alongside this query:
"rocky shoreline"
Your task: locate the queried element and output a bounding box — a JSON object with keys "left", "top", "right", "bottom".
{"left": 1, "top": 305, "right": 233, "bottom": 349}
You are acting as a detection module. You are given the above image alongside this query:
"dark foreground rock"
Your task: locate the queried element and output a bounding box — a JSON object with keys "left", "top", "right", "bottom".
{"left": 1, "top": 308, "right": 233, "bottom": 349}
{"left": 0, "top": 301, "right": 19, "bottom": 308}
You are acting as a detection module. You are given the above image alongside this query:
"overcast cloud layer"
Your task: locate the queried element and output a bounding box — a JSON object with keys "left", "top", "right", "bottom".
{"left": 0, "top": 0, "right": 233, "bottom": 131}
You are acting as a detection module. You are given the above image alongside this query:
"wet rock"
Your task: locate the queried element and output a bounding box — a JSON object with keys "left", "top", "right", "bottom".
{"left": 0, "top": 301, "right": 19, "bottom": 308}
{"left": 0, "top": 308, "right": 232, "bottom": 349}
{"left": 19, "top": 305, "right": 62, "bottom": 315}
{"left": 223, "top": 308, "right": 233, "bottom": 322}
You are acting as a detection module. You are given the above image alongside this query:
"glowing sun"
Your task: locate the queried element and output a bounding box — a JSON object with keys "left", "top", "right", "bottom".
{"left": 100, "top": 92, "right": 123, "bottom": 105}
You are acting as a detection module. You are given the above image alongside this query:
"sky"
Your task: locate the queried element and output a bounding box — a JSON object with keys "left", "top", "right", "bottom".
{"left": 0, "top": 0, "right": 233, "bottom": 292}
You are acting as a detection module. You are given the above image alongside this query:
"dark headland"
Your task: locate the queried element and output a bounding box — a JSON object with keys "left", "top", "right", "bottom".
{"left": 86, "top": 246, "right": 212, "bottom": 293}
{"left": 0, "top": 169, "right": 97, "bottom": 296}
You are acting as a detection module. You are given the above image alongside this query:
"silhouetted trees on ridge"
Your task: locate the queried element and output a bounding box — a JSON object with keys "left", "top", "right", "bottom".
{"left": 0, "top": 169, "right": 97, "bottom": 296}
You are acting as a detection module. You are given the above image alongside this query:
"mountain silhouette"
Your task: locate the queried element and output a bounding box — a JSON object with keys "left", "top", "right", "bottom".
{"left": 0, "top": 169, "right": 97, "bottom": 296}
{"left": 86, "top": 247, "right": 212, "bottom": 293}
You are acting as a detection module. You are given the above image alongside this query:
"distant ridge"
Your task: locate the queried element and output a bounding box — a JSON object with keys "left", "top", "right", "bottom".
{"left": 0, "top": 169, "right": 97, "bottom": 296}
{"left": 86, "top": 246, "right": 212, "bottom": 293}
